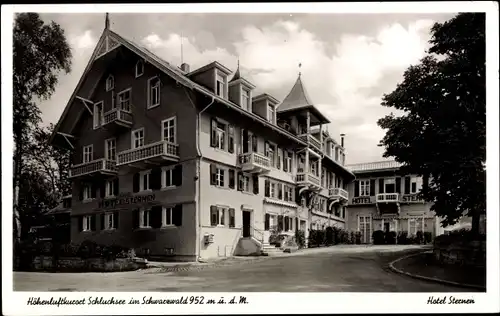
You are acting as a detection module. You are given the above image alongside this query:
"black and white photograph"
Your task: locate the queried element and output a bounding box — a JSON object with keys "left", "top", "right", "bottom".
{"left": 2, "top": 2, "right": 499, "bottom": 315}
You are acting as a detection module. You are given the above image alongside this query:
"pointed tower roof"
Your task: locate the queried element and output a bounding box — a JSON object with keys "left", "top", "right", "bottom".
{"left": 277, "top": 74, "right": 314, "bottom": 113}
{"left": 230, "top": 60, "right": 242, "bottom": 83}
{"left": 228, "top": 60, "right": 256, "bottom": 89}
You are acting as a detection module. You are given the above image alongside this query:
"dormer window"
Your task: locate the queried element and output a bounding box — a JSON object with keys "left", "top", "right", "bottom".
{"left": 106, "top": 75, "right": 114, "bottom": 91}
{"left": 241, "top": 88, "right": 250, "bottom": 111}
{"left": 135, "top": 60, "right": 144, "bottom": 78}
{"left": 267, "top": 104, "right": 276, "bottom": 124}
{"left": 216, "top": 72, "right": 227, "bottom": 98}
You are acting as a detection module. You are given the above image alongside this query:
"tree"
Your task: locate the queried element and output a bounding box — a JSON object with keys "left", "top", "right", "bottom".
{"left": 13, "top": 13, "right": 72, "bottom": 242}
{"left": 377, "top": 13, "right": 485, "bottom": 234}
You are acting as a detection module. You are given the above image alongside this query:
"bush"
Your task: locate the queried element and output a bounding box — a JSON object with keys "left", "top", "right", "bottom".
{"left": 295, "top": 230, "right": 306, "bottom": 249}
{"left": 372, "top": 230, "right": 385, "bottom": 245}
{"left": 325, "top": 227, "right": 334, "bottom": 246}
{"left": 385, "top": 231, "right": 397, "bottom": 245}
{"left": 397, "top": 231, "right": 409, "bottom": 244}
{"left": 423, "top": 232, "right": 433, "bottom": 244}
{"left": 308, "top": 230, "right": 326, "bottom": 247}
{"left": 339, "top": 230, "right": 349, "bottom": 244}
{"left": 355, "top": 231, "right": 362, "bottom": 244}
{"left": 415, "top": 231, "right": 424, "bottom": 244}
{"left": 348, "top": 231, "right": 356, "bottom": 244}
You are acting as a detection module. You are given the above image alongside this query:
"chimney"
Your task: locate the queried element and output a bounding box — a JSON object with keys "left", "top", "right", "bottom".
{"left": 180, "top": 63, "right": 190, "bottom": 73}
{"left": 340, "top": 133, "right": 345, "bottom": 148}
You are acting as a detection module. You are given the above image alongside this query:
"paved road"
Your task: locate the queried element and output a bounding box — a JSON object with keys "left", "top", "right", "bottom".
{"left": 14, "top": 245, "right": 473, "bottom": 292}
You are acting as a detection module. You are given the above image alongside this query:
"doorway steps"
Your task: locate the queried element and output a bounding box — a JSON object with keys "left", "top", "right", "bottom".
{"left": 261, "top": 243, "right": 284, "bottom": 256}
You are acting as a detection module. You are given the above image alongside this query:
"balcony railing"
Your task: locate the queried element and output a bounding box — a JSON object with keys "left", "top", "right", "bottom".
{"left": 329, "top": 187, "right": 349, "bottom": 201}
{"left": 376, "top": 193, "right": 400, "bottom": 203}
{"left": 239, "top": 152, "right": 271, "bottom": 173}
{"left": 69, "top": 158, "right": 117, "bottom": 178}
{"left": 298, "top": 134, "right": 322, "bottom": 151}
{"left": 103, "top": 108, "right": 133, "bottom": 128}
{"left": 296, "top": 171, "right": 321, "bottom": 187}
{"left": 117, "top": 140, "right": 179, "bottom": 166}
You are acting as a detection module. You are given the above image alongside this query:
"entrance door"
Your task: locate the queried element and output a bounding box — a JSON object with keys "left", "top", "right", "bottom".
{"left": 359, "top": 216, "right": 372, "bottom": 243}
{"left": 384, "top": 222, "right": 390, "bottom": 233}
{"left": 242, "top": 210, "right": 251, "bottom": 237}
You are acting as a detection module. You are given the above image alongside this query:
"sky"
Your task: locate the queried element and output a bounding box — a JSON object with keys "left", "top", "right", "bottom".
{"left": 38, "top": 12, "right": 456, "bottom": 164}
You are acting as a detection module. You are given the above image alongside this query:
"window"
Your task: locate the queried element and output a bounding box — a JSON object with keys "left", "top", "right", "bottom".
{"left": 162, "top": 117, "right": 176, "bottom": 143}
{"left": 83, "top": 145, "right": 93, "bottom": 163}
{"left": 359, "top": 180, "right": 370, "bottom": 196}
{"left": 139, "top": 208, "right": 150, "bottom": 228}
{"left": 216, "top": 122, "right": 226, "bottom": 150}
{"left": 267, "top": 104, "right": 275, "bottom": 124}
{"left": 140, "top": 170, "right": 151, "bottom": 191}
{"left": 163, "top": 168, "right": 174, "bottom": 188}
{"left": 148, "top": 77, "right": 161, "bottom": 108}
{"left": 215, "top": 168, "right": 224, "bottom": 187}
{"left": 132, "top": 128, "right": 144, "bottom": 149}
{"left": 284, "top": 185, "right": 294, "bottom": 202}
{"left": 162, "top": 207, "right": 174, "bottom": 226}
{"left": 103, "top": 212, "right": 115, "bottom": 230}
{"left": 385, "top": 178, "right": 396, "bottom": 193}
{"left": 241, "top": 88, "right": 250, "bottom": 111}
{"left": 82, "top": 184, "right": 92, "bottom": 200}
{"left": 82, "top": 215, "right": 93, "bottom": 231}
{"left": 105, "top": 138, "right": 116, "bottom": 161}
{"left": 106, "top": 75, "right": 114, "bottom": 91}
{"left": 105, "top": 179, "right": 115, "bottom": 198}
{"left": 410, "top": 176, "right": 422, "bottom": 193}
{"left": 210, "top": 206, "right": 226, "bottom": 226}
{"left": 161, "top": 165, "right": 182, "bottom": 188}
{"left": 284, "top": 151, "right": 292, "bottom": 173}
{"left": 216, "top": 72, "right": 226, "bottom": 98}
{"left": 93, "top": 101, "right": 104, "bottom": 129}
{"left": 117, "top": 88, "right": 131, "bottom": 112}
{"left": 239, "top": 174, "right": 250, "bottom": 192}
{"left": 135, "top": 60, "right": 144, "bottom": 78}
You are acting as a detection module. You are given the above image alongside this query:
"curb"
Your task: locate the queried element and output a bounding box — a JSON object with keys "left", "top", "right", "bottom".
{"left": 147, "top": 256, "right": 269, "bottom": 273}
{"left": 388, "top": 251, "right": 486, "bottom": 291}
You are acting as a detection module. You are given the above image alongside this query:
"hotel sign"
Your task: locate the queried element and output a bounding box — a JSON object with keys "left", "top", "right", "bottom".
{"left": 401, "top": 194, "right": 425, "bottom": 203}
{"left": 351, "top": 197, "right": 373, "bottom": 205}
{"left": 98, "top": 194, "right": 156, "bottom": 209}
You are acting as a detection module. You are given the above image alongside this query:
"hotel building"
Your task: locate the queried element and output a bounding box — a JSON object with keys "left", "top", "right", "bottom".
{"left": 345, "top": 160, "right": 441, "bottom": 243}
{"left": 49, "top": 18, "right": 354, "bottom": 261}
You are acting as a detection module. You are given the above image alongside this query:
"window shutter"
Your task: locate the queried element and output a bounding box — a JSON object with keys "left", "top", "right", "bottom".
{"left": 278, "top": 184, "right": 283, "bottom": 200}
{"left": 133, "top": 209, "right": 139, "bottom": 229}
{"left": 295, "top": 217, "right": 299, "bottom": 231}
{"left": 396, "top": 177, "right": 401, "bottom": 194}
{"left": 264, "top": 142, "right": 269, "bottom": 156}
{"left": 100, "top": 181, "right": 106, "bottom": 198}
{"left": 210, "top": 164, "right": 216, "bottom": 185}
{"left": 173, "top": 165, "right": 183, "bottom": 186}
{"left": 91, "top": 215, "right": 97, "bottom": 231}
{"left": 264, "top": 179, "right": 270, "bottom": 197}
{"left": 210, "top": 119, "right": 217, "bottom": 147}
{"left": 404, "top": 176, "right": 411, "bottom": 194}
{"left": 379, "top": 179, "right": 385, "bottom": 194}
{"left": 151, "top": 168, "right": 162, "bottom": 190}
{"left": 265, "top": 214, "right": 270, "bottom": 231}
{"left": 79, "top": 187, "right": 84, "bottom": 201}
{"left": 283, "top": 152, "right": 288, "bottom": 172}
{"left": 174, "top": 204, "right": 182, "bottom": 226}
{"left": 354, "top": 180, "right": 360, "bottom": 197}
{"left": 277, "top": 149, "right": 282, "bottom": 169}
{"left": 370, "top": 179, "right": 376, "bottom": 196}
{"left": 113, "top": 178, "right": 119, "bottom": 196}
{"left": 133, "top": 173, "right": 140, "bottom": 193}
{"left": 78, "top": 216, "right": 83, "bottom": 232}
{"left": 91, "top": 183, "right": 97, "bottom": 198}
{"left": 114, "top": 211, "right": 119, "bottom": 229}
{"left": 228, "top": 125, "right": 234, "bottom": 153}
{"left": 237, "top": 172, "right": 243, "bottom": 191}
{"left": 151, "top": 206, "right": 162, "bottom": 228}
{"left": 252, "top": 175, "right": 259, "bottom": 194}
{"left": 228, "top": 169, "right": 235, "bottom": 189}
{"left": 278, "top": 215, "right": 284, "bottom": 231}
{"left": 252, "top": 134, "right": 258, "bottom": 153}
{"left": 210, "top": 205, "right": 218, "bottom": 226}
{"left": 284, "top": 216, "right": 289, "bottom": 231}
{"left": 100, "top": 213, "right": 105, "bottom": 230}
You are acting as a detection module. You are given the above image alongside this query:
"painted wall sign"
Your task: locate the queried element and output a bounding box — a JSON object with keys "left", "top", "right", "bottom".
{"left": 98, "top": 194, "right": 156, "bottom": 209}
{"left": 401, "top": 194, "right": 425, "bottom": 203}
{"left": 351, "top": 197, "right": 372, "bottom": 205}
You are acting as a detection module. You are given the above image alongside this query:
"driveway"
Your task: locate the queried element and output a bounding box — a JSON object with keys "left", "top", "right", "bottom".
{"left": 13, "top": 245, "right": 473, "bottom": 292}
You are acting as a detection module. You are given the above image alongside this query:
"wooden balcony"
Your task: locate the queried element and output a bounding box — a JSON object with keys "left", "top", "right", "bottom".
{"left": 329, "top": 187, "right": 349, "bottom": 203}
{"left": 69, "top": 158, "right": 117, "bottom": 179}
{"left": 238, "top": 152, "right": 271, "bottom": 174}
{"left": 102, "top": 108, "right": 133, "bottom": 133}
{"left": 376, "top": 193, "right": 400, "bottom": 214}
{"left": 298, "top": 134, "right": 322, "bottom": 152}
{"left": 117, "top": 140, "right": 179, "bottom": 167}
{"left": 296, "top": 171, "right": 321, "bottom": 190}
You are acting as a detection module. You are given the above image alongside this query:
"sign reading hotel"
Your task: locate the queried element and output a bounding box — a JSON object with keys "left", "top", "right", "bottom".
{"left": 401, "top": 194, "right": 425, "bottom": 203}
{"left": 351, "top": 197, "right": 373, "bottom": 205}
{"left": 98, "top": 193, "right": 156, "bottom": 209}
